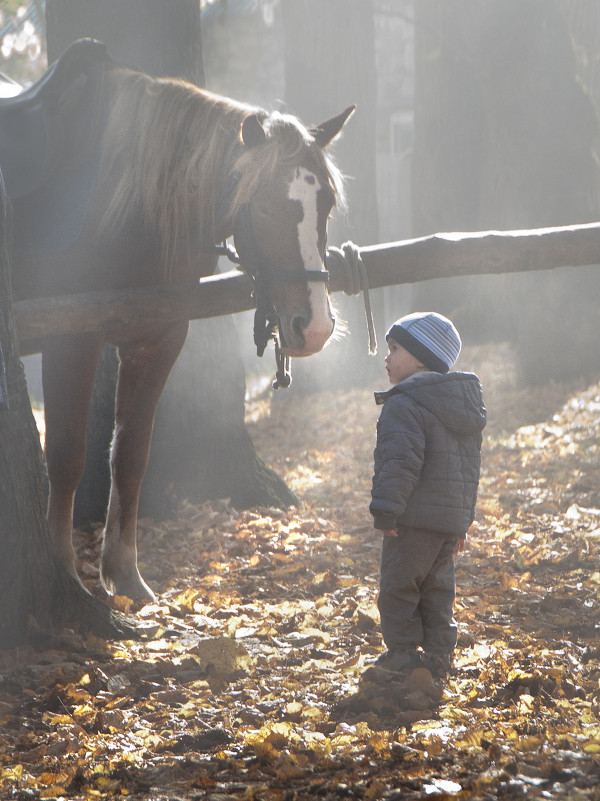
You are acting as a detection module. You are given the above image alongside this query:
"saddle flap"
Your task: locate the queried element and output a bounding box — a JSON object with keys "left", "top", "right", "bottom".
{"left": 0, "top": 103, "right": 65, "bottom": 197}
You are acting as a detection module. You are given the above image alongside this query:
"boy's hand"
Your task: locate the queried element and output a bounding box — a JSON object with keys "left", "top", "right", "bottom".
{"left": 383, "top": 529, "right": 398, "bottom": 538}
{"left": 454, "top": 537, "right": 466, "bottom": 554}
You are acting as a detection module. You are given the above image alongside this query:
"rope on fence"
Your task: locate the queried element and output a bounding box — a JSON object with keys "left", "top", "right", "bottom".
{"left": 326, "top": 241, "right": 377, "bottom": 355}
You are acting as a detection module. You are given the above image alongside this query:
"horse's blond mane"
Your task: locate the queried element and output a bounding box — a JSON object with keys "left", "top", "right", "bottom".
{"left": 230, "top": 112, "right": 345, "bottom": 220}
{"left": 98, "top": 68, "right": 344, "bottom": 281}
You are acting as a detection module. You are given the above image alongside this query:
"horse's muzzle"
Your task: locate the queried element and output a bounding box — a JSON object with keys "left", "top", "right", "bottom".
{"left": 281, "top": 313, "right": 335, "bottom": 357}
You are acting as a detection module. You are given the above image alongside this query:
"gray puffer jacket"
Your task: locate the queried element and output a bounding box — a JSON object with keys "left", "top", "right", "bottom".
{"left": 370, "top": 371, "right": 486, "bottom": 536}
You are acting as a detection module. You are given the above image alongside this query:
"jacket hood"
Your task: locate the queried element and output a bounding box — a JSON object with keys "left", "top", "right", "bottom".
{"left": 375, "top": 371, "right": 486, "bottom": 436}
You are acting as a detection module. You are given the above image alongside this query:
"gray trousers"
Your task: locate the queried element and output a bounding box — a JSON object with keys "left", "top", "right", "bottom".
{"left": 377, "top": 526, "right": 458, "bottom": 655}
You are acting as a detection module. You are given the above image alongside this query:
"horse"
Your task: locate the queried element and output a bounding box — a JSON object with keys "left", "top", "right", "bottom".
{"left": 3, "top": 40, "right": 354, "bottom": 602}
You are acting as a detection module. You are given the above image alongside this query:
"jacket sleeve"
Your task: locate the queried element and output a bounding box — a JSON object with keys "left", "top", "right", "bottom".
{"left": 370, "top": 398, "right": 425, "bottom": 526}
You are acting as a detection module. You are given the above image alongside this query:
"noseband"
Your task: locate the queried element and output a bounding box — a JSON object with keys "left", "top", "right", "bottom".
{"left": 216, "top": 202, "right": 330, "bottom": 388}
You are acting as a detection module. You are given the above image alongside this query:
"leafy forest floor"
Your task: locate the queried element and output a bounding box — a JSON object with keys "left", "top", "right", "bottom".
{"left": 1, "top": 343, "right": 600, "bottom": 800}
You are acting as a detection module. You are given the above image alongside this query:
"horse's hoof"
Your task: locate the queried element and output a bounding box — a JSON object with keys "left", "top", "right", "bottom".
{"left": 100, "top": 568, "right": 157, "bottom": 603}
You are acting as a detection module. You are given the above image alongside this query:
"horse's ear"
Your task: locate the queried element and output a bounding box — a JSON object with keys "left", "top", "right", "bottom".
{"left": 241, "top": 114, "right": 267, "bottom": 148}
{"left": 311, "top": 105, "right": 356, "bottom": 148}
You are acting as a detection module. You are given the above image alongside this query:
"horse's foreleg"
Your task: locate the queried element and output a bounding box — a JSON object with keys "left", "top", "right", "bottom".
{"left": 42, "top": 334, "right": 104, "bottom": 581}
{"left": 100, "top": 322, "right": 189, "bottom": 602}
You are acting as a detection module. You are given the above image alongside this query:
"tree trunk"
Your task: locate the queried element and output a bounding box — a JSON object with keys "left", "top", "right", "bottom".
{"left": 0, "top": 176, "right": 134, "bottom": 647}
{"left": 45, "top": 0, "right": 294, "bottom": 526}
{"left": 0, "top": 184, "right": 53, "bottom": 644}
{"left": 281, "top": 0, "right": 383, "bottom": 390}
{"left": 412, "top": 0, "right": 600, "bottom": 383}
{"left": 141, "top": 321, "right": 296, "bottom": 518}
{"left": 46, "top": 0, "right": 204, "bottom": 80}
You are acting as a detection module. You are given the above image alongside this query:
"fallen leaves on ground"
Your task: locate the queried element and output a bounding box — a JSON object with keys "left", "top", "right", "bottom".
{"left": 1, "top": 344, "right": 600, "bottom": 800}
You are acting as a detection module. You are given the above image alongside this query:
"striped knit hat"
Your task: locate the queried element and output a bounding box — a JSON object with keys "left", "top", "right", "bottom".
{"left": 386, "top": 312, "right": 461, "bottom": 374}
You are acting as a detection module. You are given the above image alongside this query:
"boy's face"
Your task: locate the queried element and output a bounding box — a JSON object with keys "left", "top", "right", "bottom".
{"left": 385, "top": 339, "right": 426, "bottom": 385}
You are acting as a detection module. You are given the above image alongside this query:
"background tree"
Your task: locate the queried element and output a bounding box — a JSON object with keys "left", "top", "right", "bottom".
{"left": 411, "top": 0, "right": 600, "bottom": 384}
{"left": 281, "top": 0, "right": 383, "bottom": 390}
{"left": 44, "top": 0, "right": 294, "bottom": 528}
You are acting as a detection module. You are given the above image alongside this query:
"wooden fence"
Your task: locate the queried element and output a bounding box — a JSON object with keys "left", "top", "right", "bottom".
{"left": 14, "top": 221, "right": 600, "bottom": 345}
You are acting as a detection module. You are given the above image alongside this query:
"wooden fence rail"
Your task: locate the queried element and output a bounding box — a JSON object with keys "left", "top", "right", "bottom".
{"left": 14, "top": 221, "right": 600, "bottom": 346}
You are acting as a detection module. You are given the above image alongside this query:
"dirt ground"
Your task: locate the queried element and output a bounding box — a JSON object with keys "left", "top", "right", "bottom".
{"left": 1, "top": 343, "right": 599, "bottom": 800}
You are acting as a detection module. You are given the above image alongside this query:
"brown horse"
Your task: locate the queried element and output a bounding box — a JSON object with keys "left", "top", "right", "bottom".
{"left": 8, "top": 43, "right": 354, "bottom": 602}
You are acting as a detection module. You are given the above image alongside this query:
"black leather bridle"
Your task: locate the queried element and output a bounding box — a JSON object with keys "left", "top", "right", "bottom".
{"left": 219, "top": 202, "right": 331, "bottom": 360}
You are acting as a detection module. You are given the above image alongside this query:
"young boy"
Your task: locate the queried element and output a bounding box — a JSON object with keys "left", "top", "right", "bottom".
{"left": 370, "top": 311, "right": 486, "bottom": 677}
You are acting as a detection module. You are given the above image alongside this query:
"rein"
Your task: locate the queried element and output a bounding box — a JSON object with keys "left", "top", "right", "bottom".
{"left": 215, "top": 202, "right": 330, "bottom": 389}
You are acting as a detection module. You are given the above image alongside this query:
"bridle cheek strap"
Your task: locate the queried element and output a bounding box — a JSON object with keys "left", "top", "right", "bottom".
{"left": 229, "top": 204, "right": 330, "bottom": 385}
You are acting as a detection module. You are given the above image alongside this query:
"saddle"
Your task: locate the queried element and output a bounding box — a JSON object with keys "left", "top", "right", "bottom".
{"left": 0, "top": 38, "right": 112, "bottom": 253}
{"left": 0, "top": 38, "right": 110, "bottom": 199}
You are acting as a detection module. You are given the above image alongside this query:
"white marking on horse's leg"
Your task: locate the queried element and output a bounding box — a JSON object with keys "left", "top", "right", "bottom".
{"left": 287, "top": 167, "right": 333, "bottom": 354}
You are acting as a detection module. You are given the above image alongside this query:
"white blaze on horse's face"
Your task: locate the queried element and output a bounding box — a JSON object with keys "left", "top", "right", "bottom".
{"left": 285, "top": 166, "right": 334, "bottom": 357}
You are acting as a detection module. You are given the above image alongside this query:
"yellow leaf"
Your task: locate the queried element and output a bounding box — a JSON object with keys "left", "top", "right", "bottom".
{"left": 266, "top": 723, "right": 293, "bottom": 749}
{"left": 42, "top": 712, "right": 73, "bottom": 727}
{"left": 517, "top": 694, "right": 535, "bottom": 715}
{"left": 275, "top": 754, "right": 305, "bottom": 781}
{"left": 285, "top": 701, "right": 303, "bottom": 719}
{"left": 63, "top": 685, "right": 92, "bottom": 704}
{"left": 455, "top": 729, "right": 488, "bottom": 749}
{"left": 331, "top": 734, "right": 356, "bottom": 748}
{"left": 112, "top": 594, "right": 134, "bottom": 612}
{"left": 305, "top": 733, "right": 332, "bottom": 757}
{"left": 172, "top": 588, "right": 203, "bottom": 611}
{"left": 39, "top": 771, "right": 70, "bottom": 785}
{"left": 194, "top": 636, "right": 251, "bottom": 673}
{"left": 316, "top": 604, "right": 335, "bottom": 619}
{"left": 1, "top": 765, "right": 23, "bottom": 781}
{"left": 141, "top": 733, "right": 163, "bottom": 749}
{"left": 96, "top": 776, "right": 123, "bottom": 792}
{"left": 252, "top": 739, "right": 279, "bottom": 762}
{"left": 514, "top": 736, "right": 544, "bottom": 752}
{"left": 365, "top": 779, "right": 387, "bottom": 799}
{"left": 367, "top": 733, "right": 390, "bottom": 754}
{"left": 40, "top": 787, "right": 67, "bottom": 799}
{"left": 72, "top": 703, "right": 96, "bottom": 724}
{"left": 302, "top": 706, "right": 324, "bottom": 720}
{"left": 500, "top": 572, "right": 519, "bottom": 590}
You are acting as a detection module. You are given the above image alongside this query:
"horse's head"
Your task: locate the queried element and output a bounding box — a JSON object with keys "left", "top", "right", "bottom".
{"left": 96, "top": 71, "right": 353, "bottom": 357}
{"left": 231, "top": 105, "right": 354, "bottom": 358}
